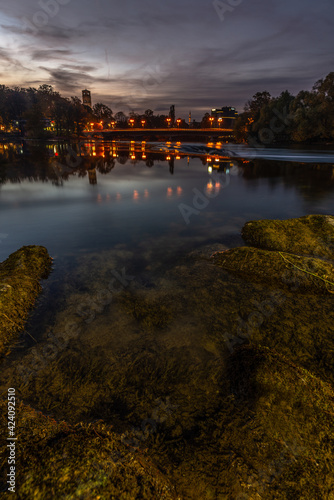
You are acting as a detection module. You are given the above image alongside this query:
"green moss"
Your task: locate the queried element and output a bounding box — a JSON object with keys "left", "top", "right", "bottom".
{"left": 142, "top": 345, "right": 334, "bottom": 499}
{"left": 0, "top": 246, "right": 52, "bottom": 357}
{"left": 119, "top": 292, "right": 174, "bottom": 332}
{"left": 212, "top": 246, "right": 334, "bottom": 293}
{"left": 0, "top": 400, "right": 177, "bottom": 499}
{"left": 241, "top": 214, "right": 334, "bottom": 259}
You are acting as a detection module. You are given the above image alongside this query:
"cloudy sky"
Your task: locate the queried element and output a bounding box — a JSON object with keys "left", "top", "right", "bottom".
{"left": 0, "top": 0, "right": 333, "bottom": 119}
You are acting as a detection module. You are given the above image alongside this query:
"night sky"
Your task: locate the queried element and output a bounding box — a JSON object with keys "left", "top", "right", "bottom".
{"left": 0, "top": 0, "right": 333, "bottom": 119}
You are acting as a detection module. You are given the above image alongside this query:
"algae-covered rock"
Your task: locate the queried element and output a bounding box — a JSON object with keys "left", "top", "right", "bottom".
{"left": 241, "top": 214, "right": 334, "bottom": 259}
{"left": 0, "top": 400, "right": 178, "bottom": 499}
{"left": 144, "top": 344, "right": 334, "bottom": 498}
{"left": 0, "top": 246, "right": 52, "bottom": 356}
{"left": 213, "top": 246, "right": 334, "bottom": 293}
{"left": 221, "top": 345, "right": 334, "bottom": 498}
{"left": 2, "top": 230, "right": 334, "bottom": 498}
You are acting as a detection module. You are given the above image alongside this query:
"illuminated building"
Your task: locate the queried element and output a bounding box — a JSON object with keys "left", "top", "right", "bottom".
{"left": 211, "top": 107, "right": 238, "bottom": 128}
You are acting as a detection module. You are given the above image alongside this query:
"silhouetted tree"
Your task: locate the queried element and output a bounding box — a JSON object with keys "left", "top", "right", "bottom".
{"left": 201, "top": 112, "right": 211, "bottom": 127}
{"left": 93, "top": 103, "right": 113, "bottom": 126}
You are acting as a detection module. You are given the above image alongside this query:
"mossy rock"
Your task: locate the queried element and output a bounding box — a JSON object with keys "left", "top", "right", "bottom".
{"left": 241, "top": 214, "right": 334, "bottom": 260}
{"left": 0, "top": 246, "right": 52, "bottom": 357}
{"left": 145, "top": 345, "right": 334, "bottom": 498}
{"left": 212, "top": 246, "right": 334, "bottom": 293}
{"left": 0, "top": 400, "right": 178, "bottom": 499}
{"left": 222, "top": 345, "right": 334, "bottom": 498}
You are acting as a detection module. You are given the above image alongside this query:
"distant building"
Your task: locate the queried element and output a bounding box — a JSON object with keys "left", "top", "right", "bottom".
{"left": 82, "top": 89, "right": 92, "bottom": 108}
{"left": 211, "top": 106, "right": 238, "bottom": 128}
{"left": 169, "top": 105, "right": 175, "bottom": 126}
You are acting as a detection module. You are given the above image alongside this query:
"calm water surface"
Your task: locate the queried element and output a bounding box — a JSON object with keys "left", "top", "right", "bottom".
{"left": 1, "top": 140, "right": 334, "bottom": 497}
{"left": 1, "top": 140, "right": 333, "bottom": 261}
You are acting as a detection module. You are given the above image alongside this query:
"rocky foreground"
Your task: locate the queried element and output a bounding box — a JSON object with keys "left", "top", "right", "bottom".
{"left": 1, "top": 216, "right": 334, "bottom": 499}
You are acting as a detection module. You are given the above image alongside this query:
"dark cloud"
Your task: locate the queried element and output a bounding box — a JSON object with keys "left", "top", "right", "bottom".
{"left": 31, "top": 49, "right": 73, "bottom": 61}
{"left": 38, "top": 67, "right": 95, "bottom": 92}
{"left": 0, "top": 48, "right": 15, "bottom": 64}
{"left": 0, "top": 0, "right": 333, "bottom": 118}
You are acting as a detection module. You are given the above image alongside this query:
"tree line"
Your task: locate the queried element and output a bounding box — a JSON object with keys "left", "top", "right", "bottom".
{"left": 234, "top": 72, "right": 334, "bottom": 144}
{"left": 0, "top": 84, "right": 92, "bottom": 137}
{"left": 0, "top": 84, "right": 194, "bottom": 137}
{"left": 0, "top": 83, "right": 226, "bottom": 137}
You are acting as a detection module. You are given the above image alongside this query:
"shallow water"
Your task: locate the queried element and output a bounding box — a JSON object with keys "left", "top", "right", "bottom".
{"left": 1, "top": 140, "right": 334, "bottom": 497}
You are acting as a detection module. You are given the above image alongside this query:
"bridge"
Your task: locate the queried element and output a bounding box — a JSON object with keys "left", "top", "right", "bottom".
{"left": 83, "top": 127, "right": 234, "bottom": 140}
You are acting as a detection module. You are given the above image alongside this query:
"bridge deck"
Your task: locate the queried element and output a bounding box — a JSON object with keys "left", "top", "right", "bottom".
{"left": 84, "top": 127, "right": 234, "bottom": 136}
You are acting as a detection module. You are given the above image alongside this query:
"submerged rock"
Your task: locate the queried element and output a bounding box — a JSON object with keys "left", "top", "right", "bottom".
{"left": 0, "top": 246, "right": 52, "bottom": 356}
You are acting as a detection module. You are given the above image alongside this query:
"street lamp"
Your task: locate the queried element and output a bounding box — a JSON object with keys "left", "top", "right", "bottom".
{"left": 218, "top": 117, "right": 223, "bottom": 128}
{"left": 209, "top": 117, "right": 214, "bottom": 128}
{"left": 129, "top": 118, "right": 135, "bottom": 128}
{"left": 176, "top": 119, "right": 182, "bottom": 128}
{"left": 141, "top": 120, "right": 146, "bottom": 128}
{"left": 166, "top": 118, "right": 172, "bottom": 128}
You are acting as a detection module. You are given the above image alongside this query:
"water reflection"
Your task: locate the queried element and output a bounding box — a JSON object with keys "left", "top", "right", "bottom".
{"left": 0, "top": 141, "right": 334, "bottom": 205}
{"left": 0, "top": 140, "right": 236, "bottom": 187}
{"left": 1, "top": 141, "right": 334, "bottom": 499}
{"left": 133, "top": 190, "right": 139, "bottom": 201}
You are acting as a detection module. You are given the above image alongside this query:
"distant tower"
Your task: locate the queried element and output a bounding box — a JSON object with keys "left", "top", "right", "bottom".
{"left": 169, "top": 105, "right": 175, "bottom": 126}
{"left": 82, "top": 89, "right": 92, "bottom": 108}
